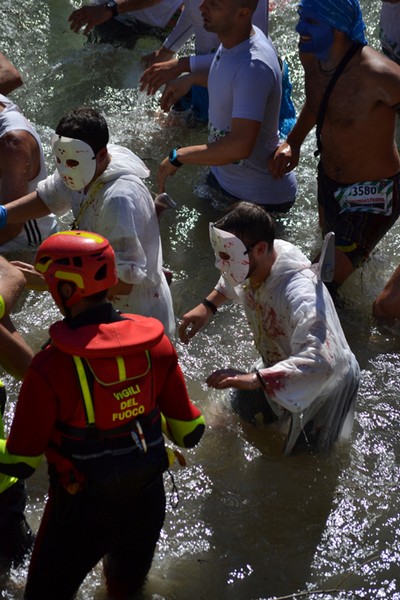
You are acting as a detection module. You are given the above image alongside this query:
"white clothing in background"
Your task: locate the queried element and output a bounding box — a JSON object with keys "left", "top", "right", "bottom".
{"left": 192, "top": 28, "right": 296, "bottom": 207}
{"left": 163, "top": 0, "right": 269, "bottom": 54}
{"left": 216, "top": 240, "right": 360, "bottom": 454}
{"left": 380, "top": 1, "right": 400, "bottom": 64}
{"left": 0, "top": 94, "right": 57, "bottom": 252}
{"left": 92, "top": 0, "right": 183, "bottom": 28}
{"left": 37, "top": 145, "right": 175, "bottom": 337}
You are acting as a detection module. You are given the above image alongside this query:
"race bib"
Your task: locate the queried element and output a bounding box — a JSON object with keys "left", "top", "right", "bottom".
{"left": 335, "top": 179, "right": 393, "bottom": 216}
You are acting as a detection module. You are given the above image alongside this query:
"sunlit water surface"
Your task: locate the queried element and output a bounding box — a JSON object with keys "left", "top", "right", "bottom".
{"left": 2, "top": 0, "right": 400, "bottom": 598}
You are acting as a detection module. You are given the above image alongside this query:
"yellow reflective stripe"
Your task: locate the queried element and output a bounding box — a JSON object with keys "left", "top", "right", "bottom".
{"left": 54, "top": 270, "right": 84, "bottom": 289}
{"left": 0, "top": 473, "right": 18, "bottom": 494}
{"left": 86, "top": 351, "right": 151, "bottom": 387}
{"left": 0, "top": 381, "right": 42, "bottom": 485}
{"left": 34, "top": 259, "right": 49, "bottom": 274}
{"left": 73, "top": 356, "right": 95, "bottom": 426}
{"left": 0, "top": 294, "right": 5, "bottom": 319}
{"left": 162, "top": 413, "right": 206, "bottom": 448}
{"left": 116, "top": 356, "right": 126, "bottom": 380}
{"left": 52, "top": 231, "right": 105, "bottom": 243}
{"left": 337, "top": 242, "right": 358, "bottom": 253}
{"left": 0, "top": 439, "right": 43, "bottom": 470}
{"left": 0, "top": 413, "right": 5, "bottom": 440}
{"left": 73, "top": 352, "right": 152, "bottom": 425}
{"left": 0, "top": 381, "right": 4, "bottom": 439}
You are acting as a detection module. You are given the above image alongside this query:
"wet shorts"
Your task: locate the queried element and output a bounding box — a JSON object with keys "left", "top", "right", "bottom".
{"left": 317, "top": 162, "right": 400, "bottom": 269}
{"left": 206, "top": 171, "right": 295, "bottom": 214}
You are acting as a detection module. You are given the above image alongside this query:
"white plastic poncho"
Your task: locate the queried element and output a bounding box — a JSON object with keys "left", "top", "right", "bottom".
{"left": 380, "top": 1, "right": 400, "bottom": 65}
{"left": 37, "top": 144, "right": 175, "bottom": 337}
{"left": 215, "top": 240, "right": 360, "bottom": 454}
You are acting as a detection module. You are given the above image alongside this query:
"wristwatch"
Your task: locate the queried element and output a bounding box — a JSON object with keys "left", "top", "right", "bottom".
{"left": 169, "top": 148, "right": 183, "bottom": 168}
{"left": 105, "top": 0, "right": 118, "bottom": 17}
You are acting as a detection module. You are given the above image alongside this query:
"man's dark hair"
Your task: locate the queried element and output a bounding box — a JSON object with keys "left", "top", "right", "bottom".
{"left": 234, "top": 0, "right": 259, "bottom": 14}
{"left": 55, "top": 107, "right": 109, "bottom": 155}
{"left": 214, "top": 201, "right": 275, "bottom": 251}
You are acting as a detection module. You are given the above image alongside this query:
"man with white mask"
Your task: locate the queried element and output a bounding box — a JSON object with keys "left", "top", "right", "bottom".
{"left": 0, "top": 107, "right": 175, "bottom": 337}
{"left": 179, "top": 201, "right": 360, "bottom": 454}
{"left": 51, "top": 134, "right": 97, "bottom": 192}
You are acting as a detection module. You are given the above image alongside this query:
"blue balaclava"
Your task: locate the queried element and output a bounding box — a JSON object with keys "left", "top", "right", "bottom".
{"left": 297, "top": 0, "right": 368, "bottom": 46}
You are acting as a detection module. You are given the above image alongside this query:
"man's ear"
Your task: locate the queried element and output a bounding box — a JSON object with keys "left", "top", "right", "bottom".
{"left": 96, "top": 147, "right": 108, "bottom": 161}
{"left": 254, "top": 240, "right": 268, "bottom": 256}
{"left": 236, "top": 6, "right": 252, "bottom": 22}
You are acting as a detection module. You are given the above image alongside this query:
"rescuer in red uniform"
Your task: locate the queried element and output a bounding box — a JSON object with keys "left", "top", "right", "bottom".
{"left": 0, "top": 230, "right": 205, "bottom": 600}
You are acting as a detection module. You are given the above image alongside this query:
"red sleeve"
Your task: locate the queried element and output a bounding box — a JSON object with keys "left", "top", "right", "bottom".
{"left": 151, "top": 336, "right": 202, "bottom": 421}
{"left": 7, "top": 358, "right": 59, "bottom": 457}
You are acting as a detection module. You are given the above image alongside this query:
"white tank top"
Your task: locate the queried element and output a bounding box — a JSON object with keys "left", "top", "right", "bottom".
{"left": 0, "top": 94, "right": 57, "bottom": 252}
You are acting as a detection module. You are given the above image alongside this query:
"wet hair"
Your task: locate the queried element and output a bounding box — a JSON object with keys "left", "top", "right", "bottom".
{"left": 55, "top": 107, "right": 109, "bottom": 155}
{"left": 214, "top": 201, "right": 275, "bottom": 251}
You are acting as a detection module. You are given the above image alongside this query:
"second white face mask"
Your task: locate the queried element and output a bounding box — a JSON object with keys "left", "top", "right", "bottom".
{"left": 51, "top": 134, "right": 96, "bottom": 191}
{"left": 209, "top": 223, "right": 250, "bottom": 286}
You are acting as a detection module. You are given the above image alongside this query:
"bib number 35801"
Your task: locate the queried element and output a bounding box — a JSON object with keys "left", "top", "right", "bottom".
{"left": 335, "top": 179, "right": 393, "bottom": 216}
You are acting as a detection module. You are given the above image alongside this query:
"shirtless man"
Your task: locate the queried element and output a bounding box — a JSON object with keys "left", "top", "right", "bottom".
{"left": 270, "top": 0, "right": 400, "bottom": 292}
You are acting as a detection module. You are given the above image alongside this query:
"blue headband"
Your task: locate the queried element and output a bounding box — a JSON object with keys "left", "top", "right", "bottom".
{"left": 298, "top": 0, "right": 368, "bottom": 46}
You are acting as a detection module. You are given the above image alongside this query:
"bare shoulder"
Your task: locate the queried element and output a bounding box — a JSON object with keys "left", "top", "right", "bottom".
{"left": 360, "top": 45, "right": 400, "bottom": 79}
{"left": 0, "top": 52, "right": 23, "bottom": 95}
{"left": 359, "top": 46, "right": 400, "bottom": 105}
{"left": 0, "top": 128, "right": 39, "bottom": 156}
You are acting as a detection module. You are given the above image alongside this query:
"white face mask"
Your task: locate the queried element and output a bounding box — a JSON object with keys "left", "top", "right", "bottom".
{"left": 51, "top": 134, "right": 96, "bottom": 191}
{"left": 209, "top": 223, "right": 250, "bottom": 286}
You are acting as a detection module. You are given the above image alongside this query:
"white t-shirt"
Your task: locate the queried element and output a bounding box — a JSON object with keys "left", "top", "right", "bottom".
{"left": 103, "top": 0, "right": 183, "bottom": 28}
{"left": 164, "top": 0, "right": 268, "bottom": 54}
{"left": 0, "top": 95, "right": 57, "bottom": 252}
{"left": 380, "top": 1, "right": 400, "bottom": 64}
{"left": 198, "top": 28, "right": 296, "bottom": 206}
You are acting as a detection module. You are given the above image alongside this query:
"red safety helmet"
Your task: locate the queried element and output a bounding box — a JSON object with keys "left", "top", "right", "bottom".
{"left": 35, "top": 230, "right": 118, "bottom": 308}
